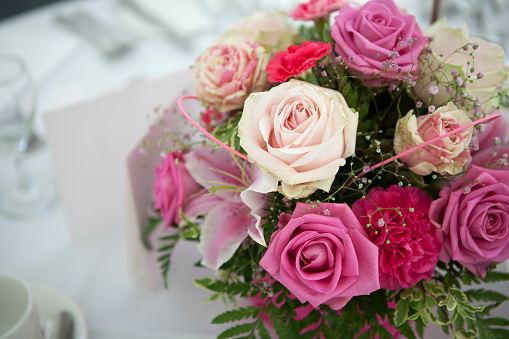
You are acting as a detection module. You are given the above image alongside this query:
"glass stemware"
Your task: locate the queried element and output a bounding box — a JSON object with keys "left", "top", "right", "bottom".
{"left": 0, "top": 54, "right": 56, "bottom": 218}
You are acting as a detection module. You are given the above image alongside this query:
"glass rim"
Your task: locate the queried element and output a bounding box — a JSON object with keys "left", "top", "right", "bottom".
{"left": 0, "top": 53, "right": 28, "bottom": 85}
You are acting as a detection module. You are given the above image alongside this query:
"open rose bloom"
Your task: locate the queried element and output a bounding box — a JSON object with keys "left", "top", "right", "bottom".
{"left": 330, "top": 0, "right": 427, "bottom": 86}
{"left": 393, "top": 102, "right": 473, "bottom": 175}
{"left": 239, "top": 80, "right": 358, "bottom": 199}
{"left": 147, "top": 0, "right": 509, "bottom": 337}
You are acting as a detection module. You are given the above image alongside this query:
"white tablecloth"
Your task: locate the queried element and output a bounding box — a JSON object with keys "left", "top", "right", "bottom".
{"left": 0, "top": 1, "right": 508, "bottom": 338}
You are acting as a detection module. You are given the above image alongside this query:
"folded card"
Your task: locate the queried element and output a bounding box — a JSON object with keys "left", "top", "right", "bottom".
{"left": 42, "top": 68, "right": 192, "bottom": 240}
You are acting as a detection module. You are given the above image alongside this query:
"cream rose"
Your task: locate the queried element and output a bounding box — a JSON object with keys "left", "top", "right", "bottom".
{"left": 192, "top": 38, "right": 269, "bottom": 113}
{"left": 414, "top": 18, "right": 508, "bottom": 114}
{"left": 238, "top": 80, "right": 358, "bottom": 199}
{"left": 220, "top": 11, "right": 299, "bottom": 53}
{"left": 394, "top": 102, "right": 473, "bottom": 176}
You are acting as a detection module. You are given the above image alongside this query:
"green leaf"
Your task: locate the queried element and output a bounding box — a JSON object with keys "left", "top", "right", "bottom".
{"left": 415, "top": 318, "right": 425, "bottom": 339}
{"left": 451, "top": 289, "right": 468, "bottom": 303}
{"left": 439, "top": 293, "right": 457, "bottom": 311}
{"left": 485, "top": 317, "right": 509, "bottom": 327}
{"left": 320, "top": 321, "right": 335, "bottom": 339}
{"left": 457, "top": 305, "right": 476, "bottom": 320}
{"left": 271, "top": 312, "right": 292, "bottom": 338}
{"left": 396, "top": 321, "right": 417, "bottom": 339}
{"left": 257, "top": 320, "right": 271, "bottom": 339}
{"left": 424, "top": 281, "right": 447, "bottom": 297}
{"left": 462, "top": 270, "right": 481, "bottom": 285}
{"left": 212, "top": 114, "right": 242, "bottom": 153}
{"left": 492, "top": 328, "right": 509, "bottom": 338}
{"left": 395, "top": 298, "right": 409, "bottom": 327}
{"left": 467, "top": 289, "right": 509, "bottom": 303}
{"left": 453, "top": 329, "right": 479, "bottom": 339}
{"left": 322, "top": 23, "right": 333, "bottom": 44}
{"left": 305, "top": 71, "right": 320, "bottom": 86}
{"left": 140, "top": 217, "right": 162, "bottom": 250}
{"left": 212, "top": 307, "right": 260, "bottom": 324}
{"left": 428, "top": 307, "right": 455, "bottom": 326}
{"left": 358, "top": 104, "right": 370, "bottom": 121}
{"left": 193, "top": 277, "right": 227, "bottom": 293}
{"left": 156, "top": 232, "right": 180, "bottom": 288}
{"left": 483, "top": 271, "right": 509, "bottom": 283}
{"left": 217, "top": 323, "right": 254, "bottom": 339}
{"left": 462, "top": 303, "right": 485, "bottom": 314}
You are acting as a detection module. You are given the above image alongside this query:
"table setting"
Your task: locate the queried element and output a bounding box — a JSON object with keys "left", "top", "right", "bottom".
{"left": 1, "top": 0, "right": 509, "bottom": 338}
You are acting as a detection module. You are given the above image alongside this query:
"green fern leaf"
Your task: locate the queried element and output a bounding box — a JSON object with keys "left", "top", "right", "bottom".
{"left": 212, "top": 307, "right": 260, "bottom": 324}
{"left": 217, "top": 323, "right": 254, "bottom": 339}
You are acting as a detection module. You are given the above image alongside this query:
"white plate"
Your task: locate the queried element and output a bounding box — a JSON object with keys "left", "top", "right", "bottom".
{"left": 29, "top": 283, "right": 88, "bottom": 339}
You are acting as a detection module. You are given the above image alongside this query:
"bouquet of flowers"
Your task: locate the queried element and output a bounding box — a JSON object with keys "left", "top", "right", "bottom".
{"left": 142, "top": 0, "right": 509, "bottom": 337}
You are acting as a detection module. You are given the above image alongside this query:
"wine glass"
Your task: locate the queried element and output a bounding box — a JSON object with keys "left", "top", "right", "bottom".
{"left": 0, "top": 53, "right": 56, "bottom": 218}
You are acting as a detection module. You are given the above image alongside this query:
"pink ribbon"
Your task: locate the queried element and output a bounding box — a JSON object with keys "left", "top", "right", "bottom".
{"left": 178, "top": 95, "right": 249, "bottom": 161}
{"left": 178, "top": 95, "right": 502, "bottom": 174}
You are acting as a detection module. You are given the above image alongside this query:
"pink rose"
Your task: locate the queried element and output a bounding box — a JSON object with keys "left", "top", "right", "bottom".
{"left": 153, "top": 152, "right": 202, "bottom": 228}
{"left": 289, "top": 0, "right": 349, "bottom": 21}
{"left": 192, "top": 38, "right": 269, "bottom": 113}
{"left": 266, "top": 41, "right": 332, "bottom": 83}
{"left": 238, "top": 80, "right": 358, "bottom": 199}
{"left": 430, "top": 165, "right": 509, "bottom": 277}
{"left": 471, "top": 143, "right": 509, "bottom": 169}
{"left": 260, "top": 203, "right": 380, "bottom": 310}
{"left": 352, "top": 185, "right": 441, "bottom": 290}
{"left": 393, "top": 102, "right": 473, "bottom": 176}
{"left": 470, "top": 109, "right": 509, "bottom": 153}
{"left": 330, "top": 0, "right": 427, "bottom": 86}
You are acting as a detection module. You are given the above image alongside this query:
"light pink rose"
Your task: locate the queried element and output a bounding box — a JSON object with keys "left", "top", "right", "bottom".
{"left": 289, "top": 0, "right": 350, "bottom": 21}
{"left": 393, "top": 102, "right": 473, "bottom": 176}
{"left": 430, "top": 165, "right": 509, "bottom": 277}
{"left": 330, "top": 0, "right": 427, "bottom": 86}
{"left": 238, "top": 80, "right": 358, "bottom": 199}
{"left": 414, "top": 18, "right": 509, "bottom": 114}
{"left": 221, "top": 11, "right": 298, "bottom": 53}
{"left": 192, "top": 38, "right": 269, "bottom": 113}
{"left": 153, "top": 152, "right": 202, "bottom": 228}
{"left": 260, "top": 202, "right": 380, "bottom": 310}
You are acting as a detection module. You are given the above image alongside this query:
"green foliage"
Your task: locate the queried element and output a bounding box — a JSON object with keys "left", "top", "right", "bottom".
{"left": 212, "top": 307, "right": 260, "bottom": 324}
{"left": 155, "top": 212, "right": 202, "bottom": 289}
{"left": 141, "top": 217, "right": 162, "bottom": 250}
{"left": 386, "top": 263, "right": 509, "bottom": 339}
{"left": 212, "top": 113, "right": 242, "bottom": 153}
{"left": 157, "top": 232, "right": 179, "bottom": 289}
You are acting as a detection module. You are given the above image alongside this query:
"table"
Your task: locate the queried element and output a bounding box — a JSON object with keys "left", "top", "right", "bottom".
{"left": 0, "top": 1, "right": 244, "bottom": 337}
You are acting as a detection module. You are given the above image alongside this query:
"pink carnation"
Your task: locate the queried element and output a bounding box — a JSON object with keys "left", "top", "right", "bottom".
{"left": 266, "top": 41, "right": 332, "bottom": 83}
{"left": 289, "top": 0, "right": 348, "bottom": 21}
{"left": 153, "top": 152, "right": 202, "bottom": 228}
{"left": 352, "top": 185, "right": 442, "bottom": 290}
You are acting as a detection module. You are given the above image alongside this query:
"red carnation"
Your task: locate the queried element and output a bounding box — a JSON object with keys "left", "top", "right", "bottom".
{"left": 352, "top": 185, "right": 442, "bottom": 290}
{"left": 266, "top": 41, "right": 332, "bottom": 83}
